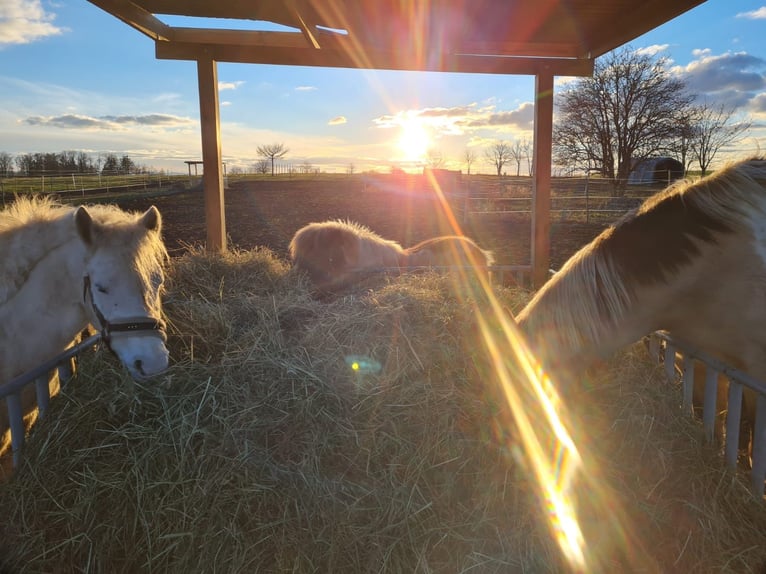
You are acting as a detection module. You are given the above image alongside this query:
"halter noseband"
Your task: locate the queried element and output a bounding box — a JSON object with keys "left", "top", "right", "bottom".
{"left": 83, "top": 275, "right": 167, "bottom": 351}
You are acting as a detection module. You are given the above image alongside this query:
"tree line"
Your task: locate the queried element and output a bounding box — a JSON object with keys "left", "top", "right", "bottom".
{"left": 0, "top": 151, "right": 149, "bottom": 177}
{"left": 429, "top": 46, "right": 751, "bottom": 193}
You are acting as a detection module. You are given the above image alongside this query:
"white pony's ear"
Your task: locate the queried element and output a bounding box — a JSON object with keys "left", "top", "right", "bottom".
{"left": 141, "top": 206, "right": 161, "bottom": 232}
{"left": 75, "top": 206, "right": 95, "bottom": 245}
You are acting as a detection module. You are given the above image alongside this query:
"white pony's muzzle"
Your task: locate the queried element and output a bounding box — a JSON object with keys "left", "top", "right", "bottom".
{"left": 109, "top": 333, "right": 170, "bottom": 379}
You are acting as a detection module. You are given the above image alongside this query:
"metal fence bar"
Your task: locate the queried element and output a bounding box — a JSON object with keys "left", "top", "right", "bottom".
{"left": 1, "top": 333, "right": 101, "bottom": 467}
{"left": 651, "top": 331, "right": 766, "bottom": 496}
{"left": 0, "top": 334, "right": 101, "bottom": 399}
{"left": 724, "top": 381, "right": 744, "bottom": 470}
{"left": 752, "top": 394, "right": 766, "bottom": 494}
{"left": 34, "top": 376, "right": 51, "bottom": 420}
{"left": 6, "top": 393, "right": 24, "bottom": 468}
{"left": 682, "top": 354, "right": 694, "bottom": 413}
{"left": 702, "top": 368, "right": 720, "bottom": 444}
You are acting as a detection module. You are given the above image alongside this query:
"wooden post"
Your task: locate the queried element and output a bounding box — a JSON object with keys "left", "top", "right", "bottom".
{"left": 196, "top": 57, "right": 226, "bottom": 252}
{"left": 531, "top": 72, "right": 553, "bottom": 288}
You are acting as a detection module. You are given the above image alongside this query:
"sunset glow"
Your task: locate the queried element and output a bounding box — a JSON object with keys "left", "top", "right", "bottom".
{"left": 396, "top": 120, "right": 431, "bottom": 163}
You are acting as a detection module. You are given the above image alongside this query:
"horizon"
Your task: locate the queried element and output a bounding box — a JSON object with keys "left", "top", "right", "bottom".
{"left": 1, "top": 1, "right": 765, "bottom": 175}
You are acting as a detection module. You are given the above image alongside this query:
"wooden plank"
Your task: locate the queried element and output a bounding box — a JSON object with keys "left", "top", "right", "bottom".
{"left": 531, "top": 72, "right": 553, "bottom": 288}
{"left": 196, "top": 58, "right": 226, "bottom": 252}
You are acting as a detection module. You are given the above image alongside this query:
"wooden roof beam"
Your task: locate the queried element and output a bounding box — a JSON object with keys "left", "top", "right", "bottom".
{"left": 88, "top": 0, "right": 172, "bottom": 42}
{"left": 156, "top": 41, "right": 595, "bottom": 76}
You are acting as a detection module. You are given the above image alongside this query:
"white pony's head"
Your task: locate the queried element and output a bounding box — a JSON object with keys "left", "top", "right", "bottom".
{"left": 75, "top": 204, "right": 169, "bottom": 379}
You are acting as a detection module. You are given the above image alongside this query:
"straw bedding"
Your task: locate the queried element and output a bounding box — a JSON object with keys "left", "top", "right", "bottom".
{"left": 1, "top": 247, "right": 765, "bottom": 573}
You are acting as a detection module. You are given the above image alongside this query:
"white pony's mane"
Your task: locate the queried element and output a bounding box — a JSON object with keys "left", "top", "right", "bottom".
{"left": 518, "top": 156, "right": 766, "bottom": 353}
{"left": 0, "top": 196, "right": 167, "bottom": 306}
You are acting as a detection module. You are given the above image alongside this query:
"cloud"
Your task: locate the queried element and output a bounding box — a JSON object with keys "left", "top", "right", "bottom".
{"left": 372, "top": 102, "right": 535, "bottom": 137}
{"left": 635, "top": 44, "right": 669, "bottom": 57}
{"left": 0, "top": 0, "right": 65, "bottom": 46}
{"left": 736, "top": 7, "right": 766, "bottom": 19}
{"left": 23, "top": 113, "right": 195, "bottom": 130}
{"left": 328, "top": 116, "right": 347, "bottom": 125}
{"left": 750, "top": 92, "right": 766, "bottom": 116}
{"left": 218, "top": 81, "right": 244, "bottom": 91}
{"left": 469, "top": 102, "right": 535, "bottom": 130}
{"left": 295, "top": 85, "right": 317, "bottom": 92}
{"left": 673, "top": 51, "right": 766, "bottom": 95}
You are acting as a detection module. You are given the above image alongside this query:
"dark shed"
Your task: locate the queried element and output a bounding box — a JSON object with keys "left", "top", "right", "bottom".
{"left": 628, "top": 157, "right": 685, "bottom": 185}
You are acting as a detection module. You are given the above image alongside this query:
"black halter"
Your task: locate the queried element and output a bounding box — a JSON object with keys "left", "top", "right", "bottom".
{"left": 83, "top": 275, "right": 167, "bottom": 351}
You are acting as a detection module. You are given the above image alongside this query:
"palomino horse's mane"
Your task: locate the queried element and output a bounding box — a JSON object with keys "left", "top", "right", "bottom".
{"left": 0, "top": 196, "right": 167, "bottom": 306}
{"left": 518, "top": 156, "right": 766, "bottom": 351}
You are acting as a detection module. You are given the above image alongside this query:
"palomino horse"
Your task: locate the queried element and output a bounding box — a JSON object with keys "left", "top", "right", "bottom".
{"left": 0, "top": 196, "right": 170, "bottom": 458}
{"left": 289, "top": 219, "right": 493, "bottom": 292}
{"left": 516, "top": 157, "right": 766, "bottom": 454}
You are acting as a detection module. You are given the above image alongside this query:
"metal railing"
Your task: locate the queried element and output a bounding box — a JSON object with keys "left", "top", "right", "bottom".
{"left": 1, "top": 333, "right": 102, "bottom": 467}
{"left": 648, "top": 331, "right": 766, "bottom": 496}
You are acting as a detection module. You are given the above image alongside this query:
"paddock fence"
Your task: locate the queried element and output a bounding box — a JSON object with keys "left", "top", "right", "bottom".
{"left": 647, "top": 331, "right": 766, "bottom": 496}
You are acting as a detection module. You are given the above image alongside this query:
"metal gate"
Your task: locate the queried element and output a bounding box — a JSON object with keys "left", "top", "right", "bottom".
{"left": 648, "top": 331, "right": 766, "bottom": 496}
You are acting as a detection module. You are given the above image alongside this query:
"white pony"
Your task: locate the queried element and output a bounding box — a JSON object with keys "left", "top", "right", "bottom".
{"left": 1, "top": 196, "right": 170, "bottom": 454}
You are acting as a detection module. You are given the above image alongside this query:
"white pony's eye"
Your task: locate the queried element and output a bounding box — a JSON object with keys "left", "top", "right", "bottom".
{"left": 95, "top": 283, "right": 109, "bottom": 294}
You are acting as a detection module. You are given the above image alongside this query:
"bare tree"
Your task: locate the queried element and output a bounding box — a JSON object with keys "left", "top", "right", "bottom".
{"left": 256, "top": 143, "right": 289, "bottom": 176}
{"left": 254, "top": 159, "right": 270, "bottom": 175}
{"left": 508, "top": 140, "right": 528, "bottom": 176}
{"left": 554, "top": 46, "right": 694, "bottom": 194}
{"left": 300, "top": 160, "right": 314, "bottom": 174}
{"left": 463, "top": 148, "right": 477, "bottom": 174}
{"left": 690, "top": 101, "right": 752, "bottom": 176}
{"left": 0, "top": 152, "right": 13, "bottom": 177}
{"left": 484, "top": 141, "right": 513, "bottom": 176}
{"left": 346, "top": 162, "right": 355, "bottom": 175}
{"left": 426, "top": 148, "right": 445, "bottom": 169}
{"left": 520, "top": 140, "right": 533, "bottom": 175}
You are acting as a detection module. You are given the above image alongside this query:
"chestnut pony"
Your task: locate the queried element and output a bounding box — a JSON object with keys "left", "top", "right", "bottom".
{"left": 289, "top": 219, "right": 493, "bottom": 292}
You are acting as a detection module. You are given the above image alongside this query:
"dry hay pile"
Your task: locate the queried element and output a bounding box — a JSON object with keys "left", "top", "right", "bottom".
{"left": 1, "top": 247, "right": 766, "bottom": 573}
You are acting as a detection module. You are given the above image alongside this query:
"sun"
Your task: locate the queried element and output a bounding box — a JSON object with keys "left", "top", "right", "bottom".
{"left": 397, "top": 120, "right": 431, "bottom": 162}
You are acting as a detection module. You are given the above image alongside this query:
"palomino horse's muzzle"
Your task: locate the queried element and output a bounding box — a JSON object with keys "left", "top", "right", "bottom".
{"left": 82, "top": 275, "right": 167, "bottom": 353}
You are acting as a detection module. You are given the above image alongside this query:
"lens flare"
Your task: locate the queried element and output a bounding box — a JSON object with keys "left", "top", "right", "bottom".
{"left": 422, "top": 168, "right": 588, "bottom": 571}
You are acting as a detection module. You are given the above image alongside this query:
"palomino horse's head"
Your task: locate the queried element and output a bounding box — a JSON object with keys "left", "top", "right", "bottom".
{"left": 75, "top": 205, "right": 169, "bottom": 379}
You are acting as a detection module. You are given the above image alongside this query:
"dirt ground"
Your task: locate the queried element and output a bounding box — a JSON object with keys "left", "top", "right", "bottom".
{"left": 117, "top": 177, "right": 610, "bottom": 273}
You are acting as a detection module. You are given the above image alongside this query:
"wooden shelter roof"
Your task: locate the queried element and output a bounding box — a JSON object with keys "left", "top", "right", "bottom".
{"left": 88, "top": 0, "right": 705, "bottom": 76}
{"left": 87, "top": 0, "right": 707, "bottom": 286}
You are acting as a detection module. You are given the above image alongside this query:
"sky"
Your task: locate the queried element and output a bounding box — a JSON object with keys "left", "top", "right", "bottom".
{"left": 1, "top": 0, "right": 765, "bottom": 174}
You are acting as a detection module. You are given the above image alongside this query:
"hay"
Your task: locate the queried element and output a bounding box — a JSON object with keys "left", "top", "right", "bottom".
{"left": 1, "top": 247, "right": 765, "bottom": 573}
